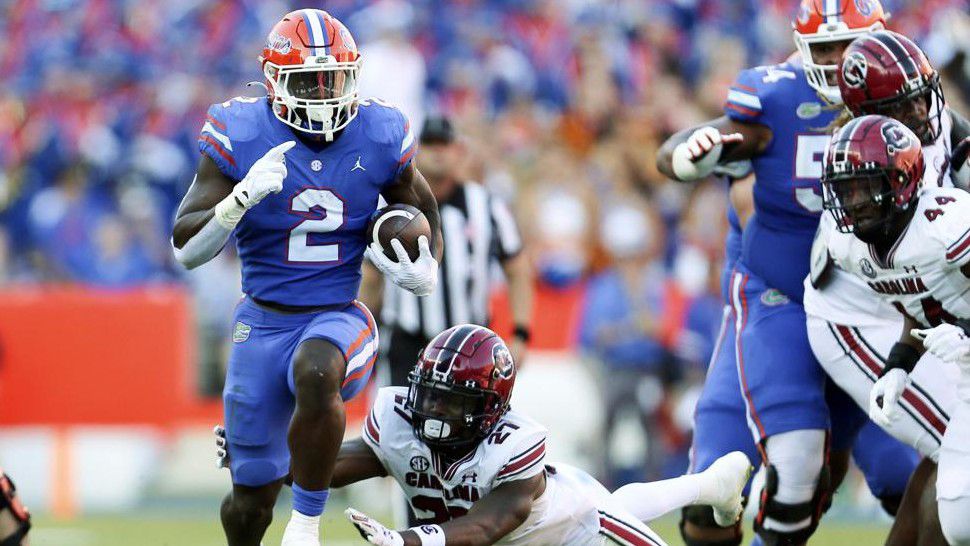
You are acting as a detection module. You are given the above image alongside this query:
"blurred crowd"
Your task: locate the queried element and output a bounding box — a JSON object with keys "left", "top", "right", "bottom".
{"left": 1, "top": 0, "right": 968, "bottom": 483}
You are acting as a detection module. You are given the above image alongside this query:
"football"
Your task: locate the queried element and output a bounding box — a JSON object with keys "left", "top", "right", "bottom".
{"left": 367, "top": 203, "right": 432, "bottom": 263}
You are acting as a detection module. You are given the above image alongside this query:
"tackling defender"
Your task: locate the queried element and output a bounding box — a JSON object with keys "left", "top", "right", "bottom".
{"left": 820, "top": 114, "right": 970, "bottom": 545}
{"left": 172, "top": 10, "right": 441, "bottom": 546}
{"left": 657, "top": 1, "right": 916, "bottom": 544}
{"left": 218, "top": 324, "right": 753, "bottom": 546}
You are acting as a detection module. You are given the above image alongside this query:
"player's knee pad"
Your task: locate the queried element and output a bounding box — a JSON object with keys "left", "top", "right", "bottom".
{"left": 679, "top": 506, "right": 743, "bottom": 546}
{"left": 0, "top": 470, "right": 30, "bottom": 546}
{"left": 939, "top": 497, "right": 970, "bottom": 546}
{"left": 754, "top": 463, "right": 832, "bottom": 546}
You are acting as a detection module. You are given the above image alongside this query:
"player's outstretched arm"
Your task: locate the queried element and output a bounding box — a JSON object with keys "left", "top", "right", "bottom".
{"left": 347, "top": 473, "right": 543, "bottom": 546}
{"left": 216, "top": 427, "right": 386, "bottom": 487}
{"left": 381, "top": 163, "right": 443, "bottom": 261}
{"left": 656, "top": 116, "right": 770, "bottom": 182}
{"left": 331, "top": 438, "right": 388, "bottom": 488}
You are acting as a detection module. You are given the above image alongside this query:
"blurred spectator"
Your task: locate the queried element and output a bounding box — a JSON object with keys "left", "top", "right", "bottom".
{"left": 579, "top": 202, "right": 684, "bottom": 486}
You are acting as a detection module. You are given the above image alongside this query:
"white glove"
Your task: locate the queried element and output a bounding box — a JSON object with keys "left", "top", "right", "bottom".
{"left": 214, "top": 425, "right": 229, "bottom": 469}
{"left": 345, "top": 508, "right": 404, "bottom": 546}
{"left": 914, "top": 324, "right": 970, "bottom": 364}
{"left": 214, "top": 140, "right": 295, "bottom": 228}
{"left": 366, "top": 235, "right": 438, "bottom": 296}
{"left": 869, "top": 368, "right": 910, "bottom": 427}
{"left": 671, "top": 127, "right": 744, "bottom": 181}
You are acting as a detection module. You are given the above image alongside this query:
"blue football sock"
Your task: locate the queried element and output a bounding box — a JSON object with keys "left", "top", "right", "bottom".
{"left": 292, "top": 484, "right": 329, "bottom": 517}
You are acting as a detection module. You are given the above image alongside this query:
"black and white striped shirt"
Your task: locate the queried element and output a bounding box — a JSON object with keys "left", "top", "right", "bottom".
{"left": 382, "top": 182, "right": 522, "bottom": 339}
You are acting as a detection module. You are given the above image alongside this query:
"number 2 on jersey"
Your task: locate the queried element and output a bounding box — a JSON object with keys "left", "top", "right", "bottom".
{"left": 794, "top": 134, "right": 830, "bottom": 213}
{"left": 288, "top": 188, "right": 344, "bottom": 263}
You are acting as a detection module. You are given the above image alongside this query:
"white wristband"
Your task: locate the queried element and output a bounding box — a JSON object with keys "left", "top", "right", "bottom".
{"left": 409, "top": 524, "right": 446, "bottom": 546}
{"left": 213, "top": 193, "right": 246, "bottom": 229}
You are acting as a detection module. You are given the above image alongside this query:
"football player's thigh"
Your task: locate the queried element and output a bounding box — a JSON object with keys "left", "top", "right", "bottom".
{"left": 735, "top": 293, "right": 827, "bottom": 438}
{"left": 937, "top": 399, "right": 970, "bottom": 503}
{"left": 938, "top": 400, "right": 970, "bottom": 545}
{"left": 290, "top": 301, "right": 377, "bottom": 401}
{"left": 691, "top": 311, "right": 760, "bottom": 484}
{"left": 224, "top": 300, "right": 303, "bottom": 486}
{"left": 807, "top": 316, "right": 897, "bottom": 410}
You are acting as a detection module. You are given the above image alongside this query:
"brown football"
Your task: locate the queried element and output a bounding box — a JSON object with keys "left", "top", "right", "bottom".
{"left": 367, "top": 204, "right": 431, "bottom": 263}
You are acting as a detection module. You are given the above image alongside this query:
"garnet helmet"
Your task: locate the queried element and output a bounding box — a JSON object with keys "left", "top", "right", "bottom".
{"left": 407, "top": 325, "right": 516, "bottom": 451}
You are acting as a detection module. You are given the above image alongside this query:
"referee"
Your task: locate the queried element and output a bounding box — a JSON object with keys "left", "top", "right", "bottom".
{"left": 360, "top": 115, "right": 533, "bottom": 385}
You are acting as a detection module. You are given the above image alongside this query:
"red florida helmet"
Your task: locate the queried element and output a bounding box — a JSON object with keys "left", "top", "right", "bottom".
{"left": 838, "top": 30, "right": 944, "bottom": 145}
{"left": 821, "top": 115, "right": 924, "bottom": 241}
{"left": 407, "top": 325, "right": 516, "bottom": 451}
{"left": 793, "top": 0, "right": 887, "bottom": 104}
{"left": 259, "top": 9, "right": 361, "bottom": 141}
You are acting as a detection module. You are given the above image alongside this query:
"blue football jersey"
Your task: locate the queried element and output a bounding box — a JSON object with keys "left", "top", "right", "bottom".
{"left": 198, "top": 97, "right": 417, "bottom": 306}
{"left": 724, "top": 60, "right": 835, "bottom": 302}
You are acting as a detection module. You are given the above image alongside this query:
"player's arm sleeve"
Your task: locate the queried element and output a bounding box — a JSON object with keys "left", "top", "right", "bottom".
{"left": 198, "top": 104, "right": 242, "bottom": 181}
{"left": 723, "top": 69, "right": 765, "bottom": 124}
{"left": 360, "top": 399, "right": 385, "bottom": 461}
{"left": 489, "top": 194, "right": 523, "bottom": 260}
{"left": 939, "top": 193, "right": 970, "bottom": 269}
{"left": 492, "top": 430, "right": 547, "bottom": 487}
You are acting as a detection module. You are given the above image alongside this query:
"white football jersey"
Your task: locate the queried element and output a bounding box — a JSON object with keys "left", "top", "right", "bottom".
{"left": 803, "top": 110, "right": 957, "bottom": 327}
{"left": 827, "top": 186, "right": 970, "bottom": 328}
{"left": 361, "top": 387, "right": 663, "bottom": 546}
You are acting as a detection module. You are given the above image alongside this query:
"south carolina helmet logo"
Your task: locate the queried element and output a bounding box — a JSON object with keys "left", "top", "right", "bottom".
{"left": 881, "top": 122, "right": 916, "bottom": 156}
{"left": 492, "top": 345, "right": 515, "bottom": 380}
{"left": 842, "top": 52, "right": 868, "bottom": 89}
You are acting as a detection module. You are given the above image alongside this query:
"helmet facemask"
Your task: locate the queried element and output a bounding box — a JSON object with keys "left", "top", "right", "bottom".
{"left": 823, "top": 166, "right": 905, "bottom": 244}
{"left": 264, "top": 56, "right": 361, "bottom": 141}
{"left": 406, "top": 371, "right": 502, "bottom": 453}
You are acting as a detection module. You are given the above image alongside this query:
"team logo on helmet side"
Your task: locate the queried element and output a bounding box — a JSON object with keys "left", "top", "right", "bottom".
{"left": 492, "top": 345, "right": 514, "bottom": 380}
{"left": 797, "top": 3, "right": 811, "bottom": 25}
{"left": 266, "top": 32, "right": 291, "bottom": 55}
{"left": 842, "top": 52, "right": 869, "bottom": 89}
{"left": 881, "top": 122, "right": 916, "bottom": 156}
{"left": 854, "top": 0, "right": 876, "bottom": 17}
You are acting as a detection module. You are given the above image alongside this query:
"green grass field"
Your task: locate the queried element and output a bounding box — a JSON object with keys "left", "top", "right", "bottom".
{"left": 29, "top": 512, "right": 891, "bottom": 546}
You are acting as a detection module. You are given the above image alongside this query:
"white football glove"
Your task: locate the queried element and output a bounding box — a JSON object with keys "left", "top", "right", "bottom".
{"left": 868, "top": 368, "right": 910, "bottom": 427}
{"left": 671, "top": 127, "right": 744, "bottom": 181}
{"left": 214, "top": 425, "right": 229, "bottom": 469}
{"left": 914, "top": 324, "right": 970, "bottom": 364}
{"left": 345, "top": 508, "right": 404, "bottom": 546}
{"left": 214, "top": 140, "right": 295, "bottom": 228}
{"left": 366, "top": 236, "right": 439, "bottom": 296}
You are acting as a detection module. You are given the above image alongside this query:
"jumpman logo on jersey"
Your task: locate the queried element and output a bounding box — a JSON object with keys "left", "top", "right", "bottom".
{"left": 352, "top": 156, "right": 366, "bottom": 172}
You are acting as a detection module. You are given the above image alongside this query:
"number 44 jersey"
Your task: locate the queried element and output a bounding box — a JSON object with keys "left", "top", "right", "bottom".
{"left": 828, "top": 186, "right": 970, "bottom": 328}
{"left": 198, "top": 97, "right": 417, "bottom": 306}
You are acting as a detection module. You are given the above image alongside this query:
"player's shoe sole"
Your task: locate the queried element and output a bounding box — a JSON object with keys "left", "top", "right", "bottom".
{"left": 705, "top": 451, "right": 753, "bottom": 527}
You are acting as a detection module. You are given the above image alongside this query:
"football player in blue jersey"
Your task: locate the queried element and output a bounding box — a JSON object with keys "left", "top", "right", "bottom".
{"left": 656, "top": 1, "right": 921, "bottom": 545}
{"left": 171, "top": 10, "right": 441, "bottom": 546}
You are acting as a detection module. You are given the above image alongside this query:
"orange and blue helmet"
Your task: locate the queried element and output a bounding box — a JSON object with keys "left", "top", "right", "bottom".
{"left": 259, "top": 9, "right": 361, "bottom": 141}
{"left": 792, "top": 0, "right": 888, "bottom": 104}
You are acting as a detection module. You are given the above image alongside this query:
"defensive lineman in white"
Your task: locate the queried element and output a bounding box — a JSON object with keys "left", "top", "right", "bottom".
{"left": 820, "top": 115, "right": 970, "bottom": 545}
{"left": 804, "top": 30, "right": 970, "bottom": 463}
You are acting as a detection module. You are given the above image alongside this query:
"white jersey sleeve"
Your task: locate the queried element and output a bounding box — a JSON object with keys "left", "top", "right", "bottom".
{"left": 928, "top": 188, "right": 970, "bottom": 268}
{"left": 490, "top": 418, "right": 547, "bottom": 487}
